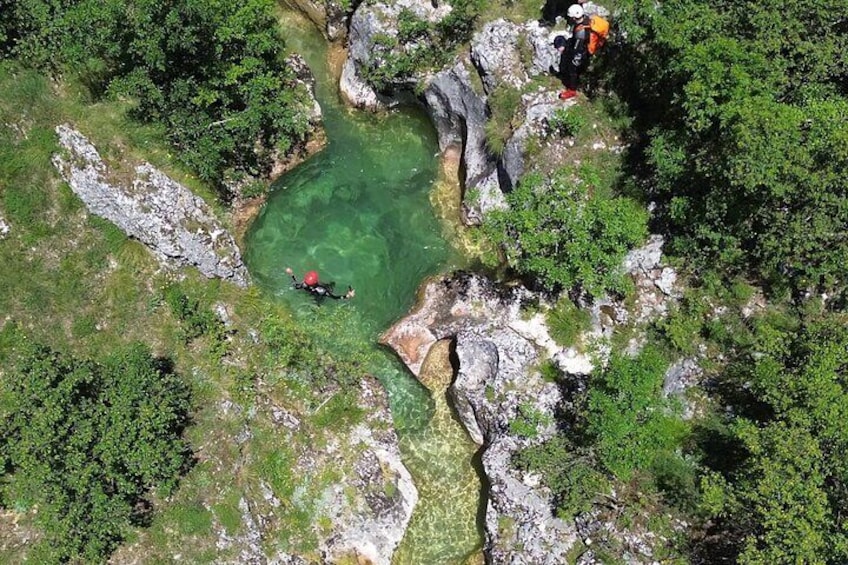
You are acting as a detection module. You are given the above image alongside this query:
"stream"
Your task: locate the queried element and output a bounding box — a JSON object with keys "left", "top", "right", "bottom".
{"left": 243, "top": 10, "right": 483, "bottom": 564}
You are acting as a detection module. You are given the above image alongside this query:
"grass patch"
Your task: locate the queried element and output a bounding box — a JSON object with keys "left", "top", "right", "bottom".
{"left": 484, "top": 84, "right": 523, "bottom": 156}
{"left": 0, "top": 59, "right": 385, "bottom": 563}
{"left": 546, "top": 297, "right": 592, "bottom": 347}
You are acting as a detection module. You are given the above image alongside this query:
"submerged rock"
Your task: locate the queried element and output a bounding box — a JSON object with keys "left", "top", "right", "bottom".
{"left": 52, "top": 124, "right": 250, "bottom": 287}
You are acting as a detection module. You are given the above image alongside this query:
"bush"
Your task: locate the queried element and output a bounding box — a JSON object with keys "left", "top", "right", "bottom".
{"left": 361, "top": 0, "right": 484, "bottom": 91}
{"left": 508, "top": 401, "right": 553, "bottom": 438}
{"left": 514, "top": 435, "right": 610, "bottom": 519}
{"left": 3, "top": 0, "right": 311, "bottom": 193}
{"left": 585, "top": 346, "right": 687, "bottom": 481}
{"left": 612, "top": 0, "right": 848, "bottom": 298}
{"left": 546, "top": 296, "right": 591, "bottom": 347}
{"left": 484, "top": 85, "right": 523, "bottom": 155}
{"left": 0, "top": 343, "right": 192, "bottom": 562}
{"left": 164, "top": 285, "right": 222, "bottom": 343}
{"left": 547, "top": 106, "right": 586, "bottom": 137}
{"left": 485, "top": 168, "right": 647, "bottom": 295}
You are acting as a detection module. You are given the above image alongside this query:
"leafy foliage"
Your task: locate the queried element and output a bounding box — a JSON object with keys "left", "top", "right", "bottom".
{"left": 485, "top": 168, "right": 647, "bottom": 295}
{"left": 483, "top": 84, "right": 522, "bottom": 155}
{"left": 547, "top": 106, "right": 586, "bottom": 137}
{"left": 612, "top": 0, "right": 848, "bottom": 298}
{"left": 508, "top": 401, "right": 553, "bottom": 438}
{"left": 360, "top": 0, "right": 484, "bottom": 91}
{"left": 514, "top": 436, "right": 609, "bottom": 519}
{"left": 545, "top": 296, "right": 591, "bottom": 347}
{"left": 515, "top": 346, "right": 690, "bottom": 527}
{"left": 584, "top": 346, "right": 687, "bottom": 481}
{"left": 165, "top": 284, "right": 222, "bottom": 342}
{"left": 1, "top": 0, "right": 311, "bottom": 192}
{"left": 0, "top": 342, "right": 192, "bottom": 562}
{"left": 696, "top": 318, "right": 848, "bottom": 563}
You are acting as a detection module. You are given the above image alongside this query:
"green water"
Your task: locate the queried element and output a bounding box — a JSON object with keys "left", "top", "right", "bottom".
{"left": 243, "top": 12, "right": 483, "bottom": 563}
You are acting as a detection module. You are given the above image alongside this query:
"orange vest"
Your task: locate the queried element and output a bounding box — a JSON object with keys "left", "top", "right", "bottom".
{"left": 576, "top": 15, "right": 610, "bottom": 55}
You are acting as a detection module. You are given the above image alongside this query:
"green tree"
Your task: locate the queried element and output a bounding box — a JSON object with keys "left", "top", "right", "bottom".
{"left": 2, "top": 0, "right": 312, "bottom": 193}
{"left": 699, "top": 318, "right": 848, "bottom": 563}
{"left": 485, "top": 168, "right": 647, "bottom": 296}
{"left": 611, "top": 0, "right": 848, "bottom": 297}
{"left": 0, "top": 343, "right": 192, "bottom": 562}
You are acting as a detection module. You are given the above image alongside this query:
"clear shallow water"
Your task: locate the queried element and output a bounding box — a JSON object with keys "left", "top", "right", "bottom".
{"left": 244, "top": 12, "right": 483, "bottom": 562}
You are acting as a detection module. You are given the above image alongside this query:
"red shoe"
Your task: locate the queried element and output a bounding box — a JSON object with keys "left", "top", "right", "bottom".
{"left": 558, "top": 89, "right": 578, "bottom": 100}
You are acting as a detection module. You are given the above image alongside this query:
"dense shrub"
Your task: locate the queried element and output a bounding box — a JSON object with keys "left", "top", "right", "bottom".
{"left": 1, "top": 0, "right": 311, "bottom": 192}
{"left": 0, "top": 342, "right": 192, "bottom": 562}
{"left": 514, "top": 435, "right": 609, "bottom": 519}
{"left": 612, "top": 0, "right": 848, "bottom": 298}
{"left": 485, "top": 168, "right": 647, "bottom": 296}
{"left": 584, "top": 346, "right": 687, "bottom": 481}
{"left": 697, "top": 318, "right": 848, "bottom": 563}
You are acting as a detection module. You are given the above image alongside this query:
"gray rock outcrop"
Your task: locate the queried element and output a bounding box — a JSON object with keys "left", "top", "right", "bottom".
{"left": 382, "top": 238, "right": 681, "bottom": 562}
{"left": 52, "top": 125, "right": 250, "bottom": 287}
{"left": 282, "top": 0, "right": 355, "bottom": 40}
{"left": 313, "top": 377, "right": 419, "bottom": 564}
{"left": 209, "top": 377, "right": 416, "bottom": 564}
{"left": 340, "top": 3, "right": 577, "bottom": 224}
{"left": 471, "top": 20, "right": 530, "bottom": 92}
{"left": 381, "top": 273, "right": 578, "bottom": 563}
{"left": 422, "top": 60, "right": 492, "bottom": 193}
{"left": 341, "top": 0, "right": 452, "bottom": 109}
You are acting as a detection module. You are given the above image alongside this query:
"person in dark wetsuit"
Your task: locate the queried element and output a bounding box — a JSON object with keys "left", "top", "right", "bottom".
{"left": 551, "top": 4, "right": 591, "bottom": 100}
{"left": 285, "top": 267, "right": 355, "bottom": 301}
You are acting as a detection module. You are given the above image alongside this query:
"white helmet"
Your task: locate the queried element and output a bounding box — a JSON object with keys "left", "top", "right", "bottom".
{"left": 567, "top": 4, "right": 584, "bottom": 19}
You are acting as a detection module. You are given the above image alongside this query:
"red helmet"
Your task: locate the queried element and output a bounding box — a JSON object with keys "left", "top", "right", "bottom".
{"left": 303, "top": 270, "right": 319, "bottom": 286}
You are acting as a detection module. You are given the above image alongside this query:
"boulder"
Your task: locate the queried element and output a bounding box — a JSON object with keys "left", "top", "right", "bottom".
{"left": 381, "top": 273, "right": 578, "bottom": 563}
{"left": 0, "top": 214, "right": 9, "bottom": 239}
{"left": 315, "top": 377, "right": 419, "bottom": 564}
{"left": 422, "top": 60, "right": 494, "bottom": 195}
{"left": 470, "top": 20, "right": 530, "bottom": 93}
{"left": 281, "top": 0, "right": 355, "bottom": 41}
{"left": 499, "top": 89, "right": 563, "bottom": 192}
{"left": 52, "top": 125, "right": 250, "bottom": 287}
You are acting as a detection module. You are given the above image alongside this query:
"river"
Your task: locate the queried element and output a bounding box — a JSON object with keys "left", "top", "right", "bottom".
{"left": 243, "top": 10, "right": 484, "bottom": 564}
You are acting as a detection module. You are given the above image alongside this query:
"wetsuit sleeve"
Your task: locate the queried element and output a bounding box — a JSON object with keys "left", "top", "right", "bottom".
{"left": 290, "top": 275, "right": 304, "bottom": 289}
{"left": 314, "top": 283, "right": 344, "bottom": 299}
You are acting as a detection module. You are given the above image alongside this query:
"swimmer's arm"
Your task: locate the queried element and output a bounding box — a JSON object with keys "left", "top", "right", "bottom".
{"left": 285, "top": 267, "right": 302, "bottom": 288}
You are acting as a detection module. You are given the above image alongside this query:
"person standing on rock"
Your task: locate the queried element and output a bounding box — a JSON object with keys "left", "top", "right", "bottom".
{"left": 286, "top": 267, "right": 355, "bottom": 301}
{"left": 551, "top": 4, "right": 591, "bottom": 101}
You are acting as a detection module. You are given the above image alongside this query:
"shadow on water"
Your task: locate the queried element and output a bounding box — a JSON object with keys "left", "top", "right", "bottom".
{"left": 244, "top": 9, "right": 484, "bottom": 563}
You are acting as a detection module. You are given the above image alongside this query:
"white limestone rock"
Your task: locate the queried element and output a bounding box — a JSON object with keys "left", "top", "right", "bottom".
{"left": 52, "top": 125, "right": 250, "bottom": 287}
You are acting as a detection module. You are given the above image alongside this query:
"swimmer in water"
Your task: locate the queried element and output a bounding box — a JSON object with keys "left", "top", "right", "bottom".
{"left": 285, "top": 267, "right": 355, "bottom": 301}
